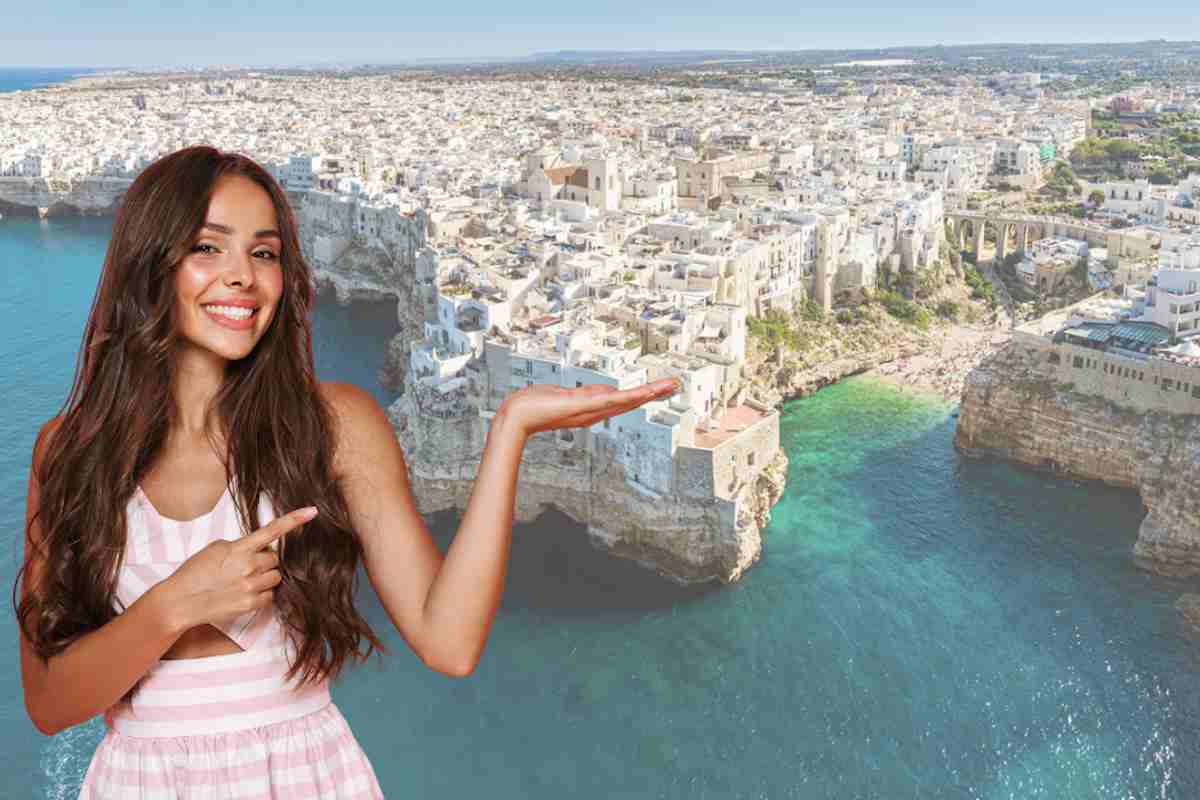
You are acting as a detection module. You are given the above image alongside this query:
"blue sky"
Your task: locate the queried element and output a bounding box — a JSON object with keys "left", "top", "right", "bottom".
{"left": 3, "top": 1, "right": 1198, "bottom": 68}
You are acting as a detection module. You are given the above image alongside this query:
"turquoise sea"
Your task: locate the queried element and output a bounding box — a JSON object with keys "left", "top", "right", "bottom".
{"left": 0, "top": 68, "right": 108, "bottom": 94}
{"left": 2, "top": 215, "right": 1199, "bottom": 798}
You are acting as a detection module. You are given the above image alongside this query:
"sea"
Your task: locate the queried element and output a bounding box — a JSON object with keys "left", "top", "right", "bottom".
{"left": 2, "top": 73, "right": 1200, "bottom": 800}
{"left": 0, "top": 68, "right": 109, "bottom": 94}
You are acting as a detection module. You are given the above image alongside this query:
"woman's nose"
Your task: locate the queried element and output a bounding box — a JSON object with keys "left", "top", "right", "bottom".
{"left": 224, "top": 251, "right": 255, "bottom": 287}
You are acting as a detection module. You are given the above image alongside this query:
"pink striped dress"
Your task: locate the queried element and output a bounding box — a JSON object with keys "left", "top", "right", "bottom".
{"left": 78, "top": 478, "right": 386, "bottom": 799}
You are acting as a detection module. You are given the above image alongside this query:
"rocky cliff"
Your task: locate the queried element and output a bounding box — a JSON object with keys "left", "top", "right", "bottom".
{"left": 0, "top": 176, "right": 130, "bottom": 216}
{"left": 387, "top": 392, "right": 789, "bottom": 586}
{"left": 954, "top": 337, "right": 1200, "bottom": 577}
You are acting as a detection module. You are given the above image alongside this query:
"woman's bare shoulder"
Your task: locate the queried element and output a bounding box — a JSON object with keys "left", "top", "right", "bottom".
{"left": 315, "top": 381, "right": 385, "bottom": 459}
{"left": 33, "top": 415, "right": 66, "bottom": 464}
{"left": 316, "top": 380, "right": 370, "bottom": 420}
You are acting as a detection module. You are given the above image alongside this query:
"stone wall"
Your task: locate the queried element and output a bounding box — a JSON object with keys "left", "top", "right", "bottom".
{"left": 1011, "top": 330, "right": 1200, "bottom": 415}
{"left": 698, "top": 411, "right": 780, "bottom": 501}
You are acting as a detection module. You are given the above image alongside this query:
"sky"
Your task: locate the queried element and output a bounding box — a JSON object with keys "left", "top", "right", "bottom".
{"left": 2, "top": 1, "right": 1198, "bottom": 69}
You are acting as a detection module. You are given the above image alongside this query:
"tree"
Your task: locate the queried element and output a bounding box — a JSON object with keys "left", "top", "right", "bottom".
{"left": 1045, "top": 161, "right": 1080, "bottom": 197}
{"left": 1088, "top": 189, "right": 1106, "bottom": 207}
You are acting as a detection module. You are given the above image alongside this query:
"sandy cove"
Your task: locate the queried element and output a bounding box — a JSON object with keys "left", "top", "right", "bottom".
{"left": 862, "top": 317, "right": 1013, "bottom": 405}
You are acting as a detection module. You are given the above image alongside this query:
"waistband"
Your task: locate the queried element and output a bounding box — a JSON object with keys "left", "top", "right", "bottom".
{"left": 107, "top": 642, "right": 331, "bottom": 738}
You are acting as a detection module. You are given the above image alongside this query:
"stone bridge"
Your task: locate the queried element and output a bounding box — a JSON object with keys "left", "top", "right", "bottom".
{"left": 945, "top": 211, "right": 1153, "bottom": 264}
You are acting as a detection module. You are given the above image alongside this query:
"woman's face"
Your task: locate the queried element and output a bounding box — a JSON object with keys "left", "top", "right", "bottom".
{"left": 173, "top": 174, "right": 285, "bottom": 365}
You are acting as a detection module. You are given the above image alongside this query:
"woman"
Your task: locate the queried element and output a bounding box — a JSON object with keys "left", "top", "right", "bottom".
{"left": 15, "top": 145, "right": 680, "bottom": 798}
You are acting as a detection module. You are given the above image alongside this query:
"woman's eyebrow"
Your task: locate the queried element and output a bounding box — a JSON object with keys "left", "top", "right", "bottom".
{"left": 202, "top": 220, "right": 282, "bottom": 239}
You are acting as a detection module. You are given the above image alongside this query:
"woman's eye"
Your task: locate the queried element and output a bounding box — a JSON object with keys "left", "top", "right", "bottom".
{"left": 191, "top": 244, "right": 277, "bottom": 261}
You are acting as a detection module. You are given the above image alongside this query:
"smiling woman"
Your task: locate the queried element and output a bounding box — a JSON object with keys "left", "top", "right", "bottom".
{"left": 14, "top": 144, "right": 677, "bottom": 797}
{"left": 16, "top": 146, "right": 392, "bottom": 798}
{"left": 175, "top": 180, "right": 282, "bottom": 343}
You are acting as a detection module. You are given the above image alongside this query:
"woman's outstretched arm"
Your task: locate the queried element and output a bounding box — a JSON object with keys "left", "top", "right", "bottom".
{"left": 324, "top": 377, "right": 679, "bottom": 677}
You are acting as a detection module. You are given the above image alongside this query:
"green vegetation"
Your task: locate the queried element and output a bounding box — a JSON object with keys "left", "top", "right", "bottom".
{"left": 747, "top": 309, "right": 802, "bottom": 350}
{"left": 1088, "top": 189, "right": 1106, "bottom": 207}
{"left": 936, "top": 300, "right": 961, "bottom": 321}
{"left": 963, "top": 264, "right": 997, "bottom": 306}
{"left": 1071, "top": 124, "right": 1198, "bottom": 182}
{"left": 796, "top": 298, "right": 825, "bottom": 323}
{"left": 1027, "top": 200, "right": 1086, "bottom": 217}
{"left": 1043, "top": 161, "right": 1080, "bottom": 197}
{"left": 876, "top": 289, "right": 932, "bottom": 331}
{"left": 1070, "top": 136, "right": 1144, "bottom": 165}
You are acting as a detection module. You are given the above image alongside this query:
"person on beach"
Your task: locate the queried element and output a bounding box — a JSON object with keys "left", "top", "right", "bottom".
{"left": 15, "top": 145, "right": 680, "bottom": 798}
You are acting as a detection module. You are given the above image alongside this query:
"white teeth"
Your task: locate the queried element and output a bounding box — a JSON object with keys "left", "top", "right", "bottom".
{"left": 203, "top": 304, "right": 255, "bottom": 320}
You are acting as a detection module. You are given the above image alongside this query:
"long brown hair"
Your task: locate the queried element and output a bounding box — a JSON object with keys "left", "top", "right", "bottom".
{"left": 13, "top": 145, "right": 387, "bottom": 705}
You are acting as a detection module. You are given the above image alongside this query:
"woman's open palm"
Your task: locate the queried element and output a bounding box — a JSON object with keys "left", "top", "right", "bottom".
{"left": 501, "top": 377, "right": 681, "bottom": 438}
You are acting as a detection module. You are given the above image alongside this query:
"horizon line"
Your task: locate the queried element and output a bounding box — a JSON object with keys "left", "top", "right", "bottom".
{"left": 2, "top": 36, "right": 1198, "bottom": 71}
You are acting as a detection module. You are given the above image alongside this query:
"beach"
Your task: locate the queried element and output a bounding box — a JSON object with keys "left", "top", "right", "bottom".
{"left": 864, "top": 318, "right": 1012, "bottom": 404}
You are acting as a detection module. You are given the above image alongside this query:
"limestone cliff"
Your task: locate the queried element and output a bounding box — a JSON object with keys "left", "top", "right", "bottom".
{"left": 311, "top": 241, "right": 406, "bottom": 307}
{"left": 387, "top": 392, "right": 789, "bottom": 586}
{"left": 954, "top": 339, "right": 1200, "bottom": 577}
{"left": 0, "top": 176, "right": 130, "bottom": 216}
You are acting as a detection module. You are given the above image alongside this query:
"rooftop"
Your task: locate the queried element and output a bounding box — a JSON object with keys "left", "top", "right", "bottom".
{"left": 1057, "top": 320, "right": 1171, "bottom": 353}
{"left": 694, "top": 403, "right": 770, "bottom": 449}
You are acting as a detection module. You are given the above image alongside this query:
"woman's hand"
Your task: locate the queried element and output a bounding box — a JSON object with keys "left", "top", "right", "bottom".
{"left": 498, "top": 376, "right": 681, "bottom": 439}
{"left": 156, "top": 506, "right": 318, "bottom": 632}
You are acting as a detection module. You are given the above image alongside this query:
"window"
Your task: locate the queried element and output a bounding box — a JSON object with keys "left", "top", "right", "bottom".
{"left": 748, "top": 452, "right": 756, "bottom": 466}
{"left": 576, "top": 380, "right": 582, "bottom": 387}
{"left": 1073, "top": 356, "right": 1083, "bottom": 368}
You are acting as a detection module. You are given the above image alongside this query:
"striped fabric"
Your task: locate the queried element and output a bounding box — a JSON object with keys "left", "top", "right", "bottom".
{"left": 78, "top": 479, "right": 385, "bottom": 798}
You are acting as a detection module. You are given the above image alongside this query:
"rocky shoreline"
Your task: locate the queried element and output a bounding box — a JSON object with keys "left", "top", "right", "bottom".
{"left": 955, "top": 333, "right": 1200, "bottom": 584}
{"left": 0, "top": 176, "right": 129, "bottom": 217}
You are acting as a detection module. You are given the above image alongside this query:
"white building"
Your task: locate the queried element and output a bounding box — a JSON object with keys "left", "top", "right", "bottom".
{"left": 1141, "top": 234, "right": 1200, "bottom": 340}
